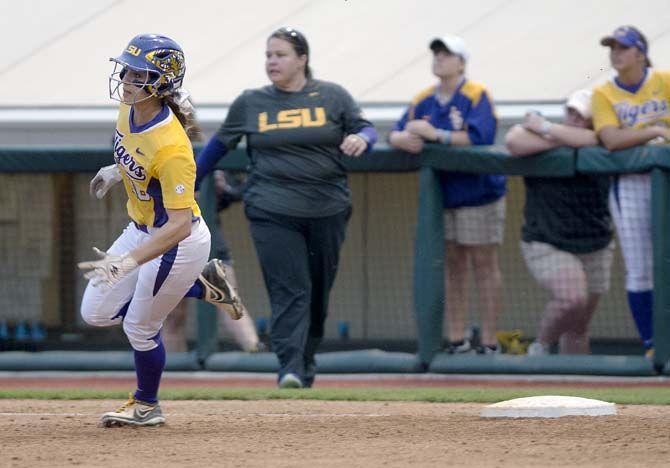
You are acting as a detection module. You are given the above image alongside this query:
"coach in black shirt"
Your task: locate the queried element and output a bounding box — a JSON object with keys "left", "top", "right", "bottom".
{"left": 196, "top": 27, "right": 377, "bottom": 388}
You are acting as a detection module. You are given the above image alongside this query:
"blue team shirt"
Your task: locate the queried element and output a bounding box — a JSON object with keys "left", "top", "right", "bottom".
{"left": 394, "top": 79, "right": 505, "bottom": 208}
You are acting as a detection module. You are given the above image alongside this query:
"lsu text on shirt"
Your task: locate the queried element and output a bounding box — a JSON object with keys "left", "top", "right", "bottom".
{"left": 592, "top": 69, "right": 670, "bottom": 133}
{"left": 113, "top": 104, "right": 201, "bottom": 227}
{"left": 393, "top": 79, "right": 504, "bottom": 209}
{"left": 214, "top": 79, "right": 373, "bottom": 218}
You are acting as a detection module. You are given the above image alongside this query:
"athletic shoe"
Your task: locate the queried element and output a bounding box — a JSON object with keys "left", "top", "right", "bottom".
{"left": 244, "top": 342, "right": 265, "bottom": 353}
{"left": 527, "top": 341, "right": 550, "bottom": 356}
{"left": 644, "top": 347, "right": 655, "bottom": 361}
{"left": 278, "top": 373, "right": 303, "bottom": 389}
{"left": 445, "top": 338, "right": 474, "bottom": 354}
{"left": 199, "top": 259, "right": 243, "bottom": 320}
{"left": 477, "top": 344, "right": 500, "bottom": 355}
{"left": 100, "top": 394, "right": 165, "bottom": 427}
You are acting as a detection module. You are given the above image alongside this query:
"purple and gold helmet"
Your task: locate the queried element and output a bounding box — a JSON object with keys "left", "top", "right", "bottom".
{"left": 109, "top": 34, "right": 186, "bottom": 103}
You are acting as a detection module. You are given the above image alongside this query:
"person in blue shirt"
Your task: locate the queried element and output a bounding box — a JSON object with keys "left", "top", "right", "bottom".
{"left": 389, "top": 35, "right": 504, "bottom": 354}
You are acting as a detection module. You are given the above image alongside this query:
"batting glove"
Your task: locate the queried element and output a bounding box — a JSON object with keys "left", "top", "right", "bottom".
{"left": 78, "top": 247, "right": 139, "bottom": 288}
{"left": 90, "top": 164, "right": 123, "bottom": 199}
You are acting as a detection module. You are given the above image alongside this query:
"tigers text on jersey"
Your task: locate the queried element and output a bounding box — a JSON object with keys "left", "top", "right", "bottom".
{"left": 113, "top": 104, "right": 200, "bottom": 227}
{"left": 592, "top": 69, "right": 670, "bottom": 132}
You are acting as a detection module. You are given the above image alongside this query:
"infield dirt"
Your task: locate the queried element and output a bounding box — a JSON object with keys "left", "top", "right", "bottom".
{"left": 0, "top": 399, "right": 668, "bottom": 467}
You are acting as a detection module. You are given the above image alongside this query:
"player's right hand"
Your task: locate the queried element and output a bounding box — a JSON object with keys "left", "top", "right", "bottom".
{"left": 90, "top": 164, "right": 123, "bottom": 199}
{"left": 78, "top": 247, "right": 139, "bottom": 288}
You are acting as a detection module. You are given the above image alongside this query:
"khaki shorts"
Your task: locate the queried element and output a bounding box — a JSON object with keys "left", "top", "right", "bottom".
{"left": 444, "top": 197, "right": 505, "bottom": 245}
{"left": 520, "top": 240, "right": 615, "bottom": 295}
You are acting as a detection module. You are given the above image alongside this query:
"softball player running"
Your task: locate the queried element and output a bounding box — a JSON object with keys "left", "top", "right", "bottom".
{"left": 592, "top": 26, "right": 670, "bottom": 358}
{"left": 79, "top": 34, "right": 240, "bottom": 427}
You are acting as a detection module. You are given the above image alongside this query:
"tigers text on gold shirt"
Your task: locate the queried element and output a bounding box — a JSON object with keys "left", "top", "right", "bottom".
{"left": 113, "top": 104, "right": 200, "bottom": 227}
{"left": 592, "top": 69, "right": 670, "bottom": 132}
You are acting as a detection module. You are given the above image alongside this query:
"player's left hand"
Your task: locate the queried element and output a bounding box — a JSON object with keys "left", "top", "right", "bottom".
{"left": 405, "top": 120, "right": 439, "bottom": 141}
{"left": 78, "top": 247, "right": 139, "bottom": 288}
{"left": 340, "top": 134, "right": 367, "bottom": 157}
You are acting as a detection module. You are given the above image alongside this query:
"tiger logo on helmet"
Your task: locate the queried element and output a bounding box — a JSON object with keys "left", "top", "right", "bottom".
{"left": 109, "top": 34, "right": 186, "bottom": 104}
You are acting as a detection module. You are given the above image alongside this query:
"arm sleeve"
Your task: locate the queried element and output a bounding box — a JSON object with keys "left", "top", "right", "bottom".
{"left": 154, "top": 146, "right": 198, "bottom": 209}
{"left": 195, "top": 136, "right": 228, "bottom": 190}
{"left": 464, "top": 90, "right": 497, "bottom": 145}
{"left": 357, "top": 126, "right": 378, "bottom": 153}
{"left": 592, "top": 89, "right": 619, "bottom": 133}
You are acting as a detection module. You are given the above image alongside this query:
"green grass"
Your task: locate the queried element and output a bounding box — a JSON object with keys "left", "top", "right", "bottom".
{"left": 2, "top": 387, "right": 670, "bottom": 405}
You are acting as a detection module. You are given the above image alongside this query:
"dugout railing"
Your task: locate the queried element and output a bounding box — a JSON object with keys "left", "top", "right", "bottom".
{"left": 411, "top": 145, "right": 670, "bottom": 373}
{"left": 0, "top": 145, "right": 668, "bottom": 374}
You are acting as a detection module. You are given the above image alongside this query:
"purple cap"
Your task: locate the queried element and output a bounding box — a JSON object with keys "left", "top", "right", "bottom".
{"left": 600, "top": 26, "right": 647, "bottom": 55}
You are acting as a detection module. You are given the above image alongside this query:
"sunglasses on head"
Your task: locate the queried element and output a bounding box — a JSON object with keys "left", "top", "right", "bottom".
{"left": 274, "top": 27, "right": 306, "bottom": 43}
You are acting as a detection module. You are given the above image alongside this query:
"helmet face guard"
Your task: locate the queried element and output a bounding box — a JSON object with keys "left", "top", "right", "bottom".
{"left": 109, "top": 34, "right": 185, "bottom": 105}
{"left": 108, "top": 60, "right": 162, "bottom": 104}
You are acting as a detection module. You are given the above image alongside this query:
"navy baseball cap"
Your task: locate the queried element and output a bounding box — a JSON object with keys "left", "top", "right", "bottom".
{"left": 600, "top": 26, "right": 647, "bottom": 55}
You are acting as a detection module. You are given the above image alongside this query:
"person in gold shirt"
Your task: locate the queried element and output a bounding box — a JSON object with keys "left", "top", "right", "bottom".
{"left": 78, "top": 34, "right": 241, "bottom": 427}
{"left": 591, "top": 25, "right": 670, "bottom": 359}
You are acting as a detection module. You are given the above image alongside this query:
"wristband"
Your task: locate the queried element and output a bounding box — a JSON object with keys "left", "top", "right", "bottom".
{"left": 540, "top": 120, "right": 553, "bottom": 136}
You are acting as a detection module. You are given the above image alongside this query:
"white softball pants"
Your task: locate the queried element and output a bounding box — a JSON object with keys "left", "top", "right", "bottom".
{"left": 80, "top": 219, "right": 211, "bottom": 351}
{"left": 609, "top": 173, "right": 653, "bottom": 291}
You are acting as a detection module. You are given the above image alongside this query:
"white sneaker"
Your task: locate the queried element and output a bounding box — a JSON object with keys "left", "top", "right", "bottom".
{"left": 100, "top": 394, "right": 165, "bottom": 427}
{"left": 527, "top": 341, "right": 550, "bottom": 356}
{"left": 278, "top": 373, "right": 303, "bottom": 389}
{"left": 446, "top": 339, "right": 475, "bottom": 354}
{"left": 477, "top": 344, "right": 501, "bottom": 355}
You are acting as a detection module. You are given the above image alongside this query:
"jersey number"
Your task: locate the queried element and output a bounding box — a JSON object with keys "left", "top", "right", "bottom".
{"left": 129, "top": 180, "right": 151, "bottom": 201}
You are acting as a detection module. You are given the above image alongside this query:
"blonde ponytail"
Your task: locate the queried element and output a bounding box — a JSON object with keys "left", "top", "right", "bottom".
{"left": 164, "top": 89, "right": 203, "bottom": 142}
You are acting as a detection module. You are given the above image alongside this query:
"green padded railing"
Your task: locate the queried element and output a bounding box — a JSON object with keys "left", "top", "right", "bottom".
{"left": 1, "top": 144, "right": 668, "bottom": 372}
{"left": 412, "top": 145, "right": 670, "bottom": 373}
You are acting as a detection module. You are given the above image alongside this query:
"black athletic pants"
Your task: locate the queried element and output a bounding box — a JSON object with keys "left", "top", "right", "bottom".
{"left": 245, "top": 204, "right": 350, "bottom": 387}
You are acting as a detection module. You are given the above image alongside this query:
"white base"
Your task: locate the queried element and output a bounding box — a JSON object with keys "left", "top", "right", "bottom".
{"left": 480, "top": 395, "right": 617, "bottom": 418}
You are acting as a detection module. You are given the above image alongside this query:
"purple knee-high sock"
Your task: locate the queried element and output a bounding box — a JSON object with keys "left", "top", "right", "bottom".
{"left": 627, "top": 290, "right": 653, "bottom": 349}
{"left": 133, "top": 336, "right": 166, "bottom": 405}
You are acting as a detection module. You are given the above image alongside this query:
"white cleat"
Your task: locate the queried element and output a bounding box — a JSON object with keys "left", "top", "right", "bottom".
{"left": 100, "top": 394, "right": 165, "bottom": 427}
